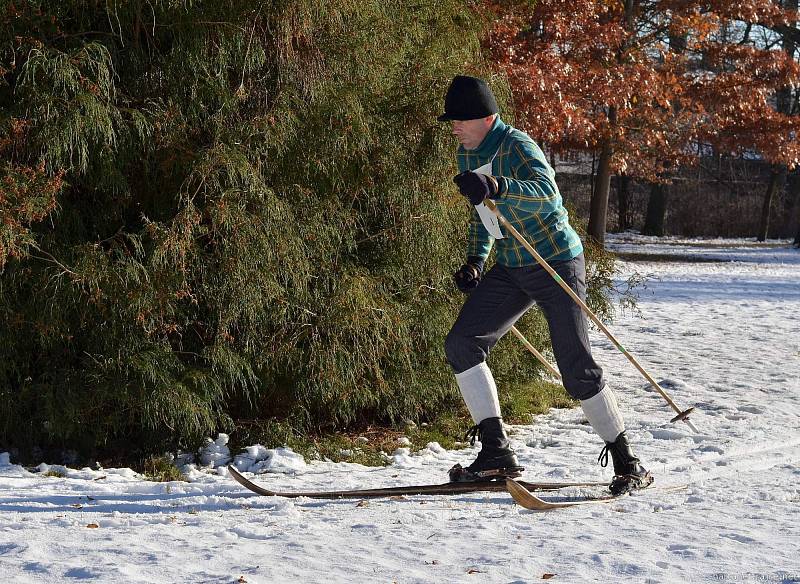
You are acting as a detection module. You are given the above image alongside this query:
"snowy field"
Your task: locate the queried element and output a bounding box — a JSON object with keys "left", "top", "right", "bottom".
{"left": 2, "top": 235, "right": 799, "bottom": 583}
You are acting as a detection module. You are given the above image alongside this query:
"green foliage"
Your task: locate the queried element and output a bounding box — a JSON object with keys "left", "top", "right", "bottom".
{"left": 0, "top": 0, "right": 621, "bottom": 463}
{"left": 140, "top": 455, "right": 186, "bottom": 482}
{"left": 0, "top": 156, "right": 63, "bottom": 268}
{"left": 583, "top": 238, "right": 623, "bottom": 322}
{"left": 500, "top": 378, "right": 577, "bottom": 424}
{"left": 228, "top": 376, "right": 571, "bottom": 468}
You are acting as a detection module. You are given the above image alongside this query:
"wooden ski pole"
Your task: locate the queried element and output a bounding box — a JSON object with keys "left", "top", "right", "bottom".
{"left": 509, "top": 326, "right": 561, "bottom": 380}
{"left": 483, "top": 199, "right": 699, "bottom": 433}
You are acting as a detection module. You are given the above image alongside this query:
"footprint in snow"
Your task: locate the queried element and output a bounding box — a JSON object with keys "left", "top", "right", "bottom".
{"left": 695, "top": 445, "right": 725, "bottom": 454}
{"left": 725, "top": 414, "right": 749, "bottom": 421}
{"left": 719, "top": 532, "right": 760, "bottom": 545}
{"left": 736, "top": 405, "right": 765, "bottom": 414}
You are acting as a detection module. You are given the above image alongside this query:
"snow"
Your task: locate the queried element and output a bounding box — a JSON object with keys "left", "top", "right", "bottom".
{"left": 1, "top": 236, "right": 800, "bottom": 583}
{"left": 198, "top": 433, "right": 232, "bottom": 468}
{"left": 230, "top": 446, "right": 308, "bottom": 476}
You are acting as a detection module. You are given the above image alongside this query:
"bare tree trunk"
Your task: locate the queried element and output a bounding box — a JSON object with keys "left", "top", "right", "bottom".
{"left": 641, "top": 23, "right": 686, "bottom": 237}
{"left": 617, "top": 174, "right": 630, "bottom": 232}
{"left": 795, "top": 190, "right": 800, "bottom": 244}
{"left": 586, "top": 0, "right": 634, "bottom": 247}
{"left": 588, "top": 139, "right": 613, "bottom": 245}
{"left": 789, "top": 0, "right": 799, "bottom": 246}
{"left": 788, "top": 171, "right": 800, "bottom": 247}
{"left": 757, "top": 168, "right": 786, "bottom": 241}
{"left": 758, "top": 6, "right": 796, "bottom": 241}
{"left": 642, "top": 182, "right": 668, "bottom": 236}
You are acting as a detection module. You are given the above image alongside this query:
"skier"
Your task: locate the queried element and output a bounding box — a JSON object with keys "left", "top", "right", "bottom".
{"left": 439, "top": 75, "right": 653, "bottom": 495}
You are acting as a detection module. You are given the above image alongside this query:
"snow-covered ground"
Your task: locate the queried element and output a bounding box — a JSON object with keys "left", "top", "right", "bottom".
{"left": 2, "top": 235, "right": 799, "bottom": 584}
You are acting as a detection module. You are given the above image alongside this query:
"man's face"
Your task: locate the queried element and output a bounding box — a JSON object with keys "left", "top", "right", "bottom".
{"left": 451, "top": 115, "right": 496, "bottom": 150}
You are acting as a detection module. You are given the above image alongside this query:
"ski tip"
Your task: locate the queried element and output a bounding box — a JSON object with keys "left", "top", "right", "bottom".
{"left": 506, "top": 477, "right": 620, "bottom": 510}
{"left": 226, "top": 464, "right": 249, "bottom": 484}
{"left": 504, "top": 477, "right": 531, "bottom": 492}
{"left": 226, "top": 464, "right": 281, "bottom": 497}
{"left": 505, "top": 477, "right": 554, "bottom": 510}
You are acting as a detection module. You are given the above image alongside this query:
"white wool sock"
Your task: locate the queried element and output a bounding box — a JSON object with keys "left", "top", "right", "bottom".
{"left": 581, "top": 386, "right": 626, "bottom": 443}
{"left": 454, "top": 362, "right": 502, "bottom": 424}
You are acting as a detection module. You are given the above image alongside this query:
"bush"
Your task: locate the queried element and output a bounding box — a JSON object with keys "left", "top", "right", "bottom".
{"left": 140, "top": 455, "right": 186, "bottom": 483}
{"left": 0, "top": 1, "right": 620, "bottom": 463}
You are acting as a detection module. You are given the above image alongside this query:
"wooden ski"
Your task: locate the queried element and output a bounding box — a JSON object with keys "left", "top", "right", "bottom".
{"left": 505, "top": 477, "right": 620, "bottom": 509}
{"left": 227, "top": 465, "right": 608, "bottom": 500}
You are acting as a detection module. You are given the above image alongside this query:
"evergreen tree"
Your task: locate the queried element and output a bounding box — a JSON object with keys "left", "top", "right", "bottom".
{"left": 0, "top": 1, "right": 617, "bottom": 460}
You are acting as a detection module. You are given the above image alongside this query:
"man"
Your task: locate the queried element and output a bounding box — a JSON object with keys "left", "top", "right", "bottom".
{"left": 439, "top": 75, "right": 652, "bottom": 495}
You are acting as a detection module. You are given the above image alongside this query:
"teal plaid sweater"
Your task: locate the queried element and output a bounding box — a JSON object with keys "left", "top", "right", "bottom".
{"left": 457, "top": 117, "right": 583, "bottom": 266}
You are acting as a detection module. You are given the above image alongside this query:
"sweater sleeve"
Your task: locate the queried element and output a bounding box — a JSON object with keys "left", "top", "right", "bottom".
{"left": 465, "top": 206, "right": 494, "bottom": 261}
{"left": 494, "top": 140, "right": 562, "bottom": 214}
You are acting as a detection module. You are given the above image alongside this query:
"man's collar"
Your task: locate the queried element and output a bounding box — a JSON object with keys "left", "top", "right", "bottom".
{"left": 461, "top": 116, "right": 507, "bottom": 157}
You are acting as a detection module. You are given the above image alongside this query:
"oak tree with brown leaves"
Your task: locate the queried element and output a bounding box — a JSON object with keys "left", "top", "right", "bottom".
{"left": 485, "top": 0, "right": 800, "bottom": 245}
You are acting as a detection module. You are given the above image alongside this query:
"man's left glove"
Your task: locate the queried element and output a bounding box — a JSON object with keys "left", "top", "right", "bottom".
{"left": 453, "top": 171, "right": 499, "bottom": 206}
{"left": 453, "top": 257, "right": 485, "bottom": 293}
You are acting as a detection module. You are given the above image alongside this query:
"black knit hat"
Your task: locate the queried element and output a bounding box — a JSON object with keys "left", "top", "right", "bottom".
{"left": 437, "top": 75, "right": 499, "bottom": 122}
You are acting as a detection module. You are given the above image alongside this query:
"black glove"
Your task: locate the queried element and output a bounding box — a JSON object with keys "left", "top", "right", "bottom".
{"left": 453, "top": 171, "right": 499, "bottom": 206}
{"left": 453, "top": 257, "right": 485, "bottom": 293}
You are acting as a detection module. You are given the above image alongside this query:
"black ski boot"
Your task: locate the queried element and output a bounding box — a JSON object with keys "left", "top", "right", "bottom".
{"left": 449, "top": 417, "right": 524, "bottom": 482}
{"left": 598, "top": 431, "right": 654, "bottom": 495}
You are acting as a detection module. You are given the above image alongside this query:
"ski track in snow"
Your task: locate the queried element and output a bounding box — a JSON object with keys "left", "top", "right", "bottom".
{"left": 1, "top": 234, "right": 799, "bottom": 583}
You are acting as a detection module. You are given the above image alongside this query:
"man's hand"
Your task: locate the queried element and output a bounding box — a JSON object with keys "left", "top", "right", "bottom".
{"left": 453, "top": 257, "right": 485, "bottom": 293}
{"left": 453, "top": 171, "right": 499, "bottom": 206}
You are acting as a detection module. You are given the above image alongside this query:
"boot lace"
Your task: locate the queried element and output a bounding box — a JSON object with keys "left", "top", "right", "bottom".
{"left": 598, "top": 444, "right": 612, "bottom": 468}
{"left": 464, "top": 424, "right": 482, "bottom": 446}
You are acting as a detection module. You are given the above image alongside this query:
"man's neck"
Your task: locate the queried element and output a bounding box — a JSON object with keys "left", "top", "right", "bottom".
{"left": 466, "top": 116, "right": 505, "bottom": 155}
